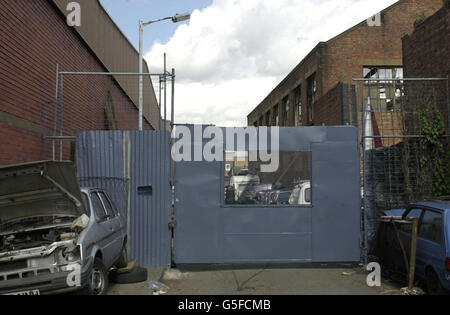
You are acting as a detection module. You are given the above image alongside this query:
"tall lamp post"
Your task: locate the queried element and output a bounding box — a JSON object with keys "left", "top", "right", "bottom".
{"left": 139, "top": 13, "right": 191, "bottom": 131}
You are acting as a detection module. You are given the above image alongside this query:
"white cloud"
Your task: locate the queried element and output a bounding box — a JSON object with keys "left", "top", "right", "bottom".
{"left": 145, "top": 0, "right": 398, "bottom": 127}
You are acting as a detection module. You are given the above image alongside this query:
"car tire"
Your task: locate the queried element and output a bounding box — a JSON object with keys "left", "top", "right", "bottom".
{"left": 110, "top": 266, "right": 148, "bottom": 284}
{"left": 426, "top": 269, "right": 446, "bottom": 295}
{"left": 83, "top": 258, "right": 109, "bottom": 296}
{"left": 115, "top": 244, "right": 128, "bottom": 269}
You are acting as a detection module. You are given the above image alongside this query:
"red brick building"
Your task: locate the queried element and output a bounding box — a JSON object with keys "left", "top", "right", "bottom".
{"left": 402, "top": 1, "right": 449, "bottom": 133}
{"left": 403, "top": 1, "right": 449, "bottom": 79}
{"left": 247, "top": 0, "right": 443, "bottom": 128}
{"left": 0, "top": 0, "right": 160, "bottom": 166}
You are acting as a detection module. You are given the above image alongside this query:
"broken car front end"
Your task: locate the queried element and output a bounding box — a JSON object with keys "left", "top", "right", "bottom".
{"left": 0, "top": 162, "right": 91, "bottom": 295}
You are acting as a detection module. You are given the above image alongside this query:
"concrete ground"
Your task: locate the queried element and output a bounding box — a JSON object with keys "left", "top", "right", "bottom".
{"left": 108, "top": 267, "right": 165, "bottom": 296}
{"left": 108, "top": 266, "right": 403, "bottom": 295}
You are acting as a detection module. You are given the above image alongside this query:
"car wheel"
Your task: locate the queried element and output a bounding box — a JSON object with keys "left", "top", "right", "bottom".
{"left": 115, "top": 244, "right": 128, "bottom": 269}
{"left": 426, "top": 269, "right": 446, "bottom": 295}
{"left": 84, "top": 258, "right": 109, "bottom": 295}
{"left": 110, "top": 266, "right": 148, "bottom": 284}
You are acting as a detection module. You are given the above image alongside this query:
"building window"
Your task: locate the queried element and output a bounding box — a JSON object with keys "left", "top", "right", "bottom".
{"left": 283, "top": 96, "right": 290, "bottom": 126}
{"left": 265, "top": 111, "right": 271, "bottom": 127}
{"left": 307, "top": 74, "right": 317, "bottom": 125}
{"left": 273, "top": 105, "right": 279, "bottom": 126}
{"left": 259, "top": 116, "right": 264, "bottom": 127}
{"left": 294, "top": 86, "right": 302, "bottom": 126}
{"left": 363, "top": 66, "right": 403, "bottom": 112}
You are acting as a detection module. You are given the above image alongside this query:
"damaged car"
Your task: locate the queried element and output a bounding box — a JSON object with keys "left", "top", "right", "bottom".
{"left": 0, "top": 161, "right": 128, "bottom": 295}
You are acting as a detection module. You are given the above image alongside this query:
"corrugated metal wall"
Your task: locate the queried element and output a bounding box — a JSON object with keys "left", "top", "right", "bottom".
{"left": 76, "top": 131, "right": 127, "bottom": 216}
{"left": 128, "top": 131, "right": 172, "bottom": 267}
{"left": 76, "top": 131, "right": 172, "bottom": 267}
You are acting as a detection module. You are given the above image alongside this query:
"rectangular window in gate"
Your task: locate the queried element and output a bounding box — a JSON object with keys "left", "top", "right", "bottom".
{"left": 224, "top": 151, "right": 312, "bottom": 206}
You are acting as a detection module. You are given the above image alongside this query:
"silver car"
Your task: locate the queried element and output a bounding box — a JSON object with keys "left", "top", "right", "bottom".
{"left": 0, "top": 161, "right": 128, "bottom": 295}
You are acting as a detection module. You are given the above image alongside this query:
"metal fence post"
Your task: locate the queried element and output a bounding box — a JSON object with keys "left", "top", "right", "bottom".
{"left": 171, "top": 68, "right": 175, "bottom": 128}
{"left": 361, "top": 97, "right": 368, "bottom": 264}
{"left": 59, "top": 74, "right": 64, "bottom": 161}
{"left": 446, "top": 79, "right": 449, "bottom": 134}
{"left": 408, "top": 218, "right": 419, "bottom": 290}
{"left": 53, "top": 64, "right": 59, "bottom": 161}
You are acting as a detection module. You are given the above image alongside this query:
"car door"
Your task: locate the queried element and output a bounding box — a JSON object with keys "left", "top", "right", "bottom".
{"left": 90, "top": 191, "right": 117, "bottom": 268}
{"left": 98, "top": 191, "right": 124, "bottom": 263}
{"left": 415, "top": 209, "right": 446, "bottom": 280}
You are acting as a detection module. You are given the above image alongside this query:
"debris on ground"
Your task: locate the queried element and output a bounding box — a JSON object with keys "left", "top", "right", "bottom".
{"left": 342, "top": 271, "right": 356, "bottom": 276}
{"left": 147, "top": 280, "right": 170, "bottom": 295}
{"left": 163, "top": 269, "right": 190, "bottom": 281}
{"left": 400, "top": 287, "right": 425, "bottom": 295}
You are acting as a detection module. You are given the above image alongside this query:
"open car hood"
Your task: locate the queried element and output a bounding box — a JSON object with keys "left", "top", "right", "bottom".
{"left": 0, "top": 161, "right": 85, "bottom": 225}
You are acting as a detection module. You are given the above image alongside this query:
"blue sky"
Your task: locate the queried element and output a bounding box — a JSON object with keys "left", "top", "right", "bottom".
{"left": 100, "top": 0, "right": 212, "bottom": 53}
{"left": 100, "top": 0, "right": 398, "bottom": 127}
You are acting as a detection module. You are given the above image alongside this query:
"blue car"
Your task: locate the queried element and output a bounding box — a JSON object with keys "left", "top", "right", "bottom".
{"left": 380, "top": 201, "right": 450, "bottom": 295}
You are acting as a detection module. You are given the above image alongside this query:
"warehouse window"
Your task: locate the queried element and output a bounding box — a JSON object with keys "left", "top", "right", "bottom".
{"left": 273, "top": 105, "right": 279, "bottom": 126}
{"left": 283, "top": 96, "right": 290, "bottom": 126}
{"left": 363, "top": 67, "right": 403, "bottom": 112}
{"left": 265, "top": 111, "right": 271, "bottom": 127}
{"left": 294, "top": 86, "right": 302, "bottom": 126}
{"left": 307, "top": 74, "right": 317, "bottom": 125}
{"left": 224, "top": 151, "right": 312, "bottom": 206}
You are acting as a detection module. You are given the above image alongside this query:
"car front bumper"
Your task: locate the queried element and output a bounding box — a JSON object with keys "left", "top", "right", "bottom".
{"left": 0, "top": 260, "right": 92, "bottom": 295}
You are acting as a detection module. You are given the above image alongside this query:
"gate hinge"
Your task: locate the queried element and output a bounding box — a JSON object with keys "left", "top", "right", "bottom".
{"left": 169, "top": 220, "right": 177, "bottom": 229}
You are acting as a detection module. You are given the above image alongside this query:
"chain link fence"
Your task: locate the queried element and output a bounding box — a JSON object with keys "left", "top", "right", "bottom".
{"left": 357, "top": 78, "right": 450, "bottom": 261}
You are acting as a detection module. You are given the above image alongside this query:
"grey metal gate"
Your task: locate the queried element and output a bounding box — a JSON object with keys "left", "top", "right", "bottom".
{"left": 76, "top": 131, "right": 172, "bottom": 267}
{"left": 173, "top": 126, "right": 361, "bottom": 264}
{"left": 76, "top": 126, "right": 361, "bottom": 266}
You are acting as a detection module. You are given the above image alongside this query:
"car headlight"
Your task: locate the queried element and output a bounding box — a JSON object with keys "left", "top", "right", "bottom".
{"left": 64, "top": 252, "right": 78, "bottom": 262}
{"left": 62, "top": 246, "right": 81, "bottom": 263}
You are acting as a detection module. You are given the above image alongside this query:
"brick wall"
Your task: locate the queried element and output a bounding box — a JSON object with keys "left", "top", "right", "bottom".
{"left": 313, "top": 83, "right": 344, "bottom": 126}
{"left": 403, "top": 2, "right": 450, "bottom": 132}
{"left": 0, "top": 0, "right": 150, "bottom": 166}
{"left": 403, "top": 2, "right": 449, "bottom": 79}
